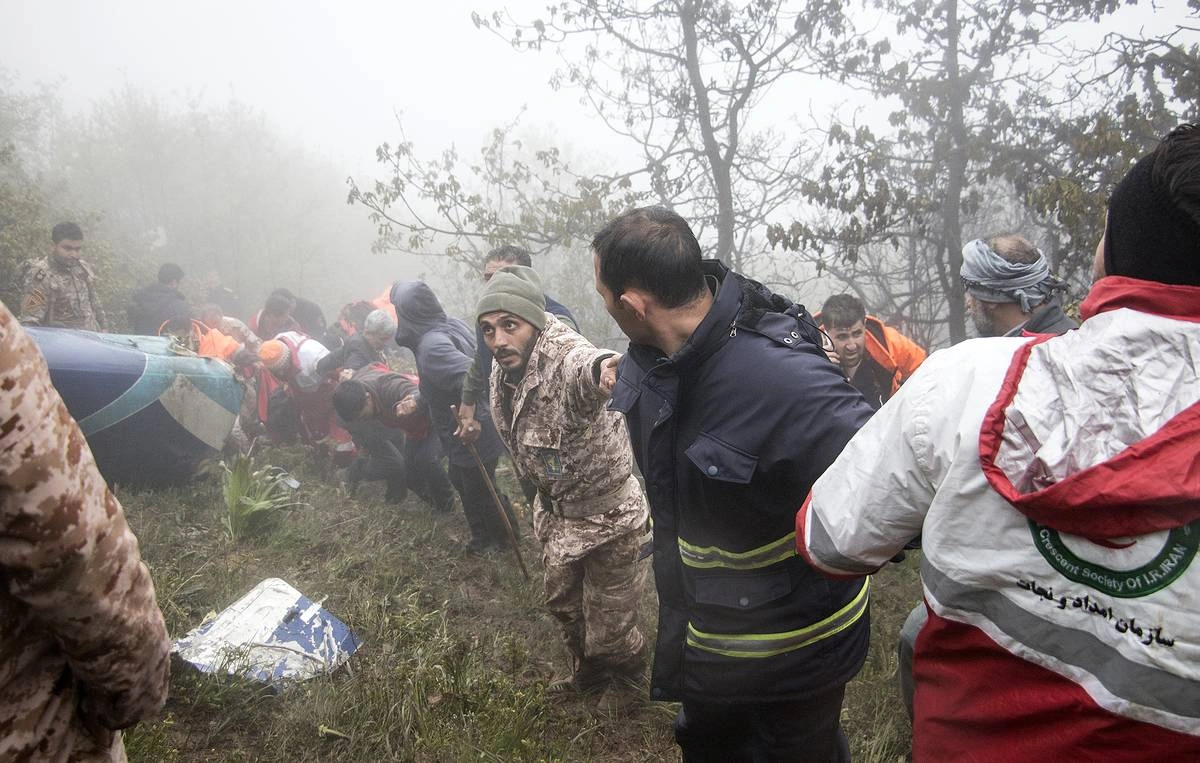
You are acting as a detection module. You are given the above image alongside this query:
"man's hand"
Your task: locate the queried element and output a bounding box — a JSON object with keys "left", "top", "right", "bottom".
{"left": 338, "top": 368, "right": 355, "bottom": 382}
{"left": 452, "top": 403, "right": 481, "bottom": 444}
{"left": 820, "top": 332, "right": 841, "bottom": 367}
{"left": 598, "top": 354, "right": 622, "bottom": 396}
{"left": 394, "top": 395, "right": 419, "bottom": 418}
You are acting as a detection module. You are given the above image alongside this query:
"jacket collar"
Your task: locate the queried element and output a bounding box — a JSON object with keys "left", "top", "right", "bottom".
{"left": 628, "top": 259, "right": 739, "bottom": 375}
{"left": 1081, "top": 276, "right": 1200, "bottom": 323}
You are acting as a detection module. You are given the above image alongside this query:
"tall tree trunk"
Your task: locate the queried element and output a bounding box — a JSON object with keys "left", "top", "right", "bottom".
{"left": 941, "top": 0, "right": 968, "bottom": 343}
{"left": 680, "top": 0, "right": 736, "bottom": 265}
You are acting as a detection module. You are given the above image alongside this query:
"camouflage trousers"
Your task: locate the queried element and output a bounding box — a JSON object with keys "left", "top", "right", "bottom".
{"left": 543, "top": 529, "right": 648, "bottom": 668}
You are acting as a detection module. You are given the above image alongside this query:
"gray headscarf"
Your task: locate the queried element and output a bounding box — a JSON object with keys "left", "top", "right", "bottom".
{"left": 960, "top": 239, "right": 1067, "bottom": 313}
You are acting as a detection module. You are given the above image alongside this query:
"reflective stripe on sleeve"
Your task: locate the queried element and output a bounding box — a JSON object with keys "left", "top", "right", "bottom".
{"left": 686, "top": 578, "right": 869, "bottom": 658}
{"left": 679, "top": 532, "right": 798, "bottom": 570}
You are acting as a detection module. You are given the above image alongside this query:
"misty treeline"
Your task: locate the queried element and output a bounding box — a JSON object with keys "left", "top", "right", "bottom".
{"left": 0, "top": 74, "right": 390, "bottom": 329}
{"left": 350, "top": 0, "right": 1198, "bottom": 348}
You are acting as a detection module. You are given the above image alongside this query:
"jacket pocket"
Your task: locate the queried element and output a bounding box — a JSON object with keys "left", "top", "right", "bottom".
{"left": 685, "top": 432, "right": 758, "bottom": 484}
{"left": 519, "top": 425, "right": 560, "bottom": 450}
{"left": 692, "top": 569, "right": 793, "bottom": 611}
{"left": 520, "top": 426, "right": 565, "bottom": 481}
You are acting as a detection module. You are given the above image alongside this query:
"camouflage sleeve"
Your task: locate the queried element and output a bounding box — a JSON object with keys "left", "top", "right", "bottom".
{"left": 0, "top": 304, "right": 170, "bottom": 729}
{"left": 563, "top": 343, "right": 615, "bottom": 415}
{"left": 16, "top": 265, "right": 48, "bottom": 325}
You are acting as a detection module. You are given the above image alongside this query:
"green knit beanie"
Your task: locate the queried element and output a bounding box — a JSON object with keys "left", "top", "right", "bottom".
{"left": 476, "top": 265, "right": 547, "bottom": 330}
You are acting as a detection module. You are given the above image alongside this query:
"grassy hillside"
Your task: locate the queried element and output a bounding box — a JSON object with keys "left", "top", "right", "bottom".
{"left": 119, "top": 448, "right": 919, "bottom": 762}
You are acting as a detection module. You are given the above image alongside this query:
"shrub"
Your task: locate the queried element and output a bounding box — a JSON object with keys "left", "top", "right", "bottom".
{"left": 221, "top": 452, "right": 300, "bottom": 542}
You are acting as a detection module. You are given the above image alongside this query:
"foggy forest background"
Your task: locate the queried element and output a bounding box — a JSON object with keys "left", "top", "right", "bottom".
{"left": 2, "top": 0, "right": 1196, "bottom": 350}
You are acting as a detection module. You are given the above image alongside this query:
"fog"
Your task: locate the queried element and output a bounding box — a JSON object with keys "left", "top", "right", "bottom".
{"left": 1, "top": 0, "right": 627, "bottom": 329}
{"left": 1, "top": 0, "right": 1194, "bottom": 347}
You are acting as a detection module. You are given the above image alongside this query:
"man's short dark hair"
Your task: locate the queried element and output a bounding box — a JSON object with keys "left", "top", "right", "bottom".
{"left": 820, "top": 294, "right": 866, "bottom": 329}
{"left": 591, "top": 206, "right": 706, "bottom": 308}
{"left": 1153, "top": 122, "right": 1200, "bottom": 228}
{"left": 52, "top": 222, "right": 83, "bottom": 243}
{"left": 332, "top": 381, "right": 369, "bottom": 421}
{"left": 158, "top": 263, "right": 185, "bottom": 284}
{"left": 483, "top": 245, "right": 533, "bottom": 269}
{"left": 264, "top": 292, "right": 295, "bottom": 316}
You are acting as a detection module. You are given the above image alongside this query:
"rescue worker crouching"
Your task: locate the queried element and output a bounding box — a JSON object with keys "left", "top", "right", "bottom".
{"left": 331, "top": 365, "right": 456, "bottom": 512}
{"left": 256, "top": 332, "right": 352, "bottom": 463}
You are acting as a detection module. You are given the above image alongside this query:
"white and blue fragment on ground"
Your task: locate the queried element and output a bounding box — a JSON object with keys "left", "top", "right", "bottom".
{"left": 172, "top": 578, "right": 362, "bottom": 688}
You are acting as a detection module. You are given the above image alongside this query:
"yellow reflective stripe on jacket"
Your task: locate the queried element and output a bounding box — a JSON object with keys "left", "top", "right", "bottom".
{"left": 678, "top": 532, "right": 797, "bottom": 570}
{"left": 686, "top": 578, "right": 869, "bottom": 658}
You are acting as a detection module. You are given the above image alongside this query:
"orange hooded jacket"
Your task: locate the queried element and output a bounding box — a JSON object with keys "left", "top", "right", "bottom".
{"left": 816, "top": 313, "right": 927, "bottom": 400}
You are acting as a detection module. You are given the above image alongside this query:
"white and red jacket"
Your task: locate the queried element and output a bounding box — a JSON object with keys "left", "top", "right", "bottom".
{"left": 799, "top": 276, "right": 1200, "bottom": 761}
{"left": 272, "top": 330, "right": 330, "bottom": 392}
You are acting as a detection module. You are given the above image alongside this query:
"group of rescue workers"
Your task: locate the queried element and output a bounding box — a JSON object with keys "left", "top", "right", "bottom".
{"left": 4, "top": 122, "right": 1199, "bottom": 762}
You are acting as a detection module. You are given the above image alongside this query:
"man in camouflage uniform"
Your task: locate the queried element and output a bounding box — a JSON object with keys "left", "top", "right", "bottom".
{"left": 470, "top": 265, "right": 649, "bottom": 712}
{"left": 1, "top": 301, "right": 170, "bottom": 760}
{"left": 17, "top": 222, "right": 109, "bottom": 332}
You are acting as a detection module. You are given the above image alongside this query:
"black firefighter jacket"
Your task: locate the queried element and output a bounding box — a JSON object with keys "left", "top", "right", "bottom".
{"left": 609, "top": 260, "right": 875, "bottom": 704}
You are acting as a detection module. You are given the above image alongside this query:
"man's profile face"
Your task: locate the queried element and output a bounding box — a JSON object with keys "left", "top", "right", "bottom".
{"left": 829, "top": 320, "right": 866, "bottom": 368}
{"left": 966, "top": 293, "right": 1000, "bottom": 337}
{"left": 480, "top": 311, "right": 538, "bottom": 378}
{"left": 53, "top": 239, "right": 83, "bottom": 260}
{"left": 364, "top": 332, "right": 390, "bottom": 351}
{"left": 483, "top": 258, "right": 518, "bottom": 282}
{"left": 593, "top": 252, "right": 647, "bottom": 344}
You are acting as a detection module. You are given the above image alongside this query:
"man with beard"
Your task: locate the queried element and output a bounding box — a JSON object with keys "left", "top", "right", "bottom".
{"left": 456, "top": 246, "right": 578, "bottom": 513}
{"left": 799, "top": 124, "right": 1200, "bottom": 760}
{"left": 961, "top": 234, "right": 1077, "bottom": 337}
{"left": 18, "top": 222, "right": 108, "bottom": 332}
{"left": 475, "top": 265, "right": 649, "bottom": 712}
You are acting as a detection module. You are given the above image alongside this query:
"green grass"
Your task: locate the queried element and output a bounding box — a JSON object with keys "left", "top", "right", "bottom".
{"left": 118, "top": 446, "right": 918, "bottom": 761}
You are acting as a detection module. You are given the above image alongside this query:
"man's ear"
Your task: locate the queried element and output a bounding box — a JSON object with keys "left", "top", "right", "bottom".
{"left": 618, "top": 290, "right": 650, "bottom": 321}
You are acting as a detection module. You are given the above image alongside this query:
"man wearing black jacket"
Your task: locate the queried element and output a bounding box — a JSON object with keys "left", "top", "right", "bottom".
{"left": 316, "top": 309, "right": 394, "bottom": 378}
{"left": 129, "top": 263, "right": 190, "bottom": 335}
{"left": 391, "top": 280, "right": 516, "bottom": 552}
{"left": 595, "top": 207, "right": 874, "bottom": 761}
{"left": 327, "top": 310, "right": 454, "bottom": 512}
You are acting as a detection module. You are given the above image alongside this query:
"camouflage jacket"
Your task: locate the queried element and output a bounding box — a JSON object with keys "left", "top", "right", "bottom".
{"left": 17, "top": 255, "right": 108, "bottom": 332}
{"left": 0, "top": 302, "right": 170, "bottom": 761}
{"left": 489, "top": 314, "right": 648, "bottom": 564}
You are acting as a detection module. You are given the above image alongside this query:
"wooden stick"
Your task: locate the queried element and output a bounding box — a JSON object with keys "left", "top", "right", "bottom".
{"left": 466, "top": 441, "right": 530, "bottom": 581}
